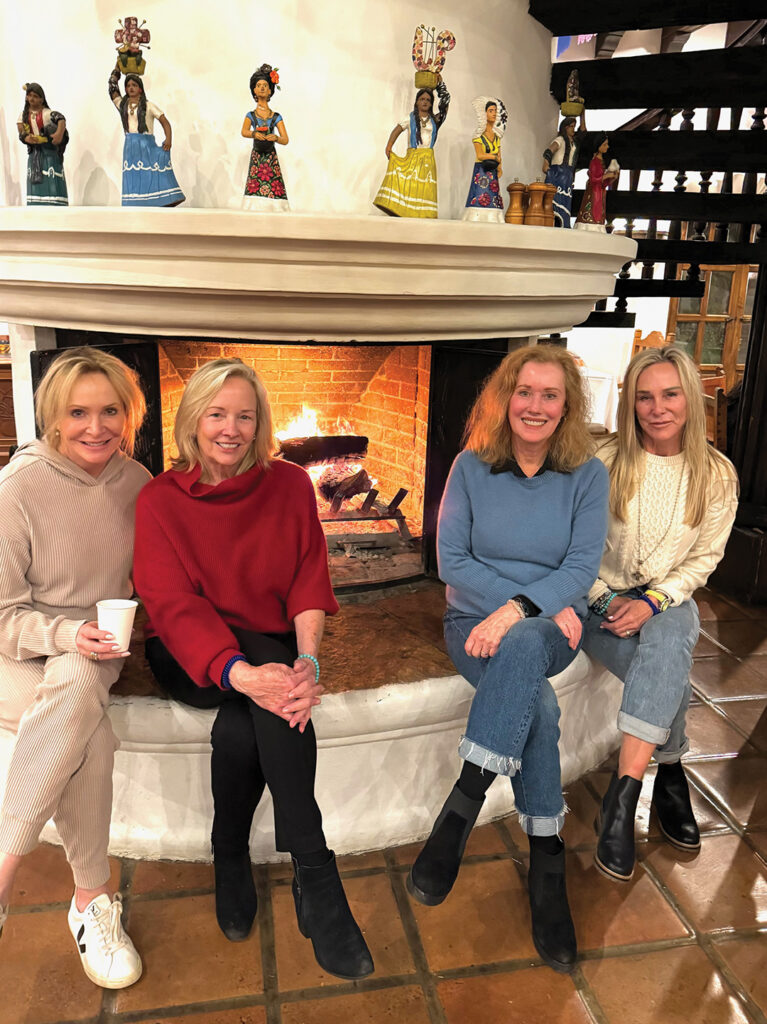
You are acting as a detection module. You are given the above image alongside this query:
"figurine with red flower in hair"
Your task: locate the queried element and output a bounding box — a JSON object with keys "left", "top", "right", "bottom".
{"left": 241, "top": 63, "right": 289, "bottom": 212}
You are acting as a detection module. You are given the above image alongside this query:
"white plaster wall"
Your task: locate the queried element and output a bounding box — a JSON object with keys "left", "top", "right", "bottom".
{"left": 0, "top": 0, "right": 556, "bottom": 219}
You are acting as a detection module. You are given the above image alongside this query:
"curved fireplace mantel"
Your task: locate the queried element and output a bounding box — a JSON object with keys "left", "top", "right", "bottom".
{"left": 0, "top": 208, "right": 636, "bottom": 342}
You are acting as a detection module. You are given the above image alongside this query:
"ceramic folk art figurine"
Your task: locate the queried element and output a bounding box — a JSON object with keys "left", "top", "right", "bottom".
{"left": 108, "top": 67, "right": 185, "bottom": 207}
{"left": 242, "top": 63, "right": 289, "bottom": 211}
{"left": 462, "top": 96, "right": 508, "bottom": 223}
{"left": 114, "top": 16, "right": 151, "bottom": 76}
{"left": 542, "top": 115, "right": 586, "bottom": 228}
{"left": 17, "top": 84, "right": 69, "bottom": 206}
{"left": 574, "top": 135, "right": 619, "bottom": 232}
{"left": 373, "top": 25, "right": 456, "bottom": 218}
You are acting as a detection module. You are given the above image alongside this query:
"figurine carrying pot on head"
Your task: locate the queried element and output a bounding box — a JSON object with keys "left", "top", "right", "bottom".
{"left": 574, "top": 135, "right": 618, "bottom": 232}
{"left": 108, "top": 67, "right": 185, "bottom": 207}
{"left": 17, "top": 83, "right": 69, "bottom": 207}
{"left": 462, "top": 96, "right": 507, "bottom": 224}
{"left": 542, "top": 112, "right": 586, "bottom": 228}
{"left": 241, "top": 63, "right": 289, "bottom": 212}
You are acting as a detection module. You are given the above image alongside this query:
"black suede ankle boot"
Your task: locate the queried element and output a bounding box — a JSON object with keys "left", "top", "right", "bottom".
{"left": 292, "top": 851, "right": 374, "bottom": 980}
{"left": 407, "top": 784, "right": 485, "bottom": 906}
{"left": 652, "top": 761, "right": 701, "bottom": 850}
{"left": 528, "top": 835, "right": 577, "bottom": 973}
{"left": 594, "top": 772, "right": 643, "bottom": 882}
{"left": 213, "top": 851, "right": 257, "bottom": 941}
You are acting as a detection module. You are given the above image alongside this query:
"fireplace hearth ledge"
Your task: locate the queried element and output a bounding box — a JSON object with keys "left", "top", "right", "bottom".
{"left": 0, "top": 652, "right": 622, "bottom": 861}
{"left": 0, "top": 208, "right": 637, "bottom": 342}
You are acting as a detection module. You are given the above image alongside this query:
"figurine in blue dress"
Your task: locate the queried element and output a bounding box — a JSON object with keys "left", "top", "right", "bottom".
{"left": 462, "top": 96, "right": 507, "bottom": 224}
{"left": 241, "top": 63, "right": 289, "bottom": 212}
{"left": 108, "top": 67, "right": 185, "bottom": 207}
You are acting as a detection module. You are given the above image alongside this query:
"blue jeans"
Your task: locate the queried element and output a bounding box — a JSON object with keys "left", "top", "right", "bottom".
{"left": 444, "top": 608, "right": 581, "bottom": 836}
{"left": 581, "top": 592, "right": 699, "bottom": 761}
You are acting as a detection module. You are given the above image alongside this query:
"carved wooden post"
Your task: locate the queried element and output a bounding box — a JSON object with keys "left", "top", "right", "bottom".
{"left": 664, "top": 107, "right": 694, "bottom": 280}
{"left": 615, "top": 168, "right": 641, "bottom": 315}
{"left": 715, "top": 106, "right": 743, "bottom": 243}
{"left": 732, "top": 106, "right": 765, "bottom": 245}
{"left": 642, "top": 109, "right": 671, "bottom": 280}
{"left": 691, "top": 107, "right": 720, "bottom": 242}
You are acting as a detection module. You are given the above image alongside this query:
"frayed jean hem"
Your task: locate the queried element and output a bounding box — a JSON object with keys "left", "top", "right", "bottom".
{"left": 618, "top": 710, "right": 669, "bottom": 746}
{"left": 517, "top": 806, "right": 567, "bottom": 837}
{"left": 653, "top": 738, "right": 691, "bottom": 764}
{"left": 458, "top": 735, "right": 521, "bottom": 777}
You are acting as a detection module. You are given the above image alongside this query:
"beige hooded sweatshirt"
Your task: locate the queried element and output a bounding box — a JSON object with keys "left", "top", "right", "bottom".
{"left": 0, "top": 441, "right": 151, "bottom": 660}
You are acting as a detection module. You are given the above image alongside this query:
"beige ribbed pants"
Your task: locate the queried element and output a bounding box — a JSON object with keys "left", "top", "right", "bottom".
{"left": 0, "top": 652, "right": 122, "bottom": 889}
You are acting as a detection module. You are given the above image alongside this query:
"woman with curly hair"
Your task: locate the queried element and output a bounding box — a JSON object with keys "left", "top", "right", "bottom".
{"left": 408, "top": 345, "right": 608, "bottom": 974}
{"left": 374, "top": 79, "right": 450, "bottom": 218}
{"left": 108, "top": 67, "right": 185, "bottom": 207}
{"left": 241, "top": 63, "right": 289, "bottom": 212}
{"left": 582, "top": 347, "right": 738, "bottom": 883}
{"left": 17, "top": 83, "right": 69, "bottom": 207}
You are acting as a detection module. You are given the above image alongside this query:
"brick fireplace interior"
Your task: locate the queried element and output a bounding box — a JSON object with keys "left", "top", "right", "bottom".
{"left": 158, "top": 341, "right": 431, "bottom": 538}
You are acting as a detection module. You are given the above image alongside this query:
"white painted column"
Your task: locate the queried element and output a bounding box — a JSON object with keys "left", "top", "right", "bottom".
{"left": 9, "top": 324, "right": 56, "bottom": 444}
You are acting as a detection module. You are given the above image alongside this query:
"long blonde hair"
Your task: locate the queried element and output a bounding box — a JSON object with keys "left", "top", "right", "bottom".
{"left": 172, "top": 358, "right": 274, "bottom": 475}
{"left": 607, "top": 346, "right": 735, "bottom": 526}
{"left": 35, "top": 346, "right": 146, "bottom": 457}
{"left": 463, "top": 345, "right": 594, "bottom": 472}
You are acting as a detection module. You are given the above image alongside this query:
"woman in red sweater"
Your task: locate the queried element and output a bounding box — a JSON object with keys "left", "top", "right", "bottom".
{"left": 133, "top": 358, "right": 373, "bottom": 981}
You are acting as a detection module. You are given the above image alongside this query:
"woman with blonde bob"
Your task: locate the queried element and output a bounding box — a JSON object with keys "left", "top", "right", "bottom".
{"left": 133, "top": 358, "right": 373, "bottom": 980}
{"left": 582, "top": 346, "right": 738, "bottom": 884}
{"left": 0, "top": 346, "right": 149, "bottom": 989}
{"left": 408, "top": 345, "right": 609, "bottom": 973}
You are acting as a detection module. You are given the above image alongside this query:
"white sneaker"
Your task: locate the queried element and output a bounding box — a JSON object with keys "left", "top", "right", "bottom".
{"left": 67, "top": 893, "right": 142, "bottom": 989}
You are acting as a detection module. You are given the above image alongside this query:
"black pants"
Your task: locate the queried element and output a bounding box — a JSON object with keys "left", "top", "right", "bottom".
{"left": 145, "top": 628, "right": 326, "bottom": 856}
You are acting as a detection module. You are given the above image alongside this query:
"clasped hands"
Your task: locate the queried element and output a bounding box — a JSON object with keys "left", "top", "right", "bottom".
{"left": 228, "top": 658, "right": 324, "bottom": 732}
{"left": 598, "top": 595, "right": 654, "bottom": 637}
{"left": 464, "top": 603, "right": 582, "bottom": 659}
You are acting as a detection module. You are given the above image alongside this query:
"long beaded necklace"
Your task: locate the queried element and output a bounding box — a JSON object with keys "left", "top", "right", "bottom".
{"left": 632, "top": 455, "right": 686, "bottom": 581}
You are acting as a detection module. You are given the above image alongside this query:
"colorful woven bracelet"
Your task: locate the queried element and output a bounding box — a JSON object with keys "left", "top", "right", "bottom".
{"left": 638, "top": 594, "right": 660, "bottom": 616}
{"left": 296, "top": 653, "right": 320, "bottom": 683}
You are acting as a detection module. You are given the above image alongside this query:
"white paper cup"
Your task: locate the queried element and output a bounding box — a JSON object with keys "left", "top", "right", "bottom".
{"left": 96, "top": 599, "right": 138, "bottom": 652}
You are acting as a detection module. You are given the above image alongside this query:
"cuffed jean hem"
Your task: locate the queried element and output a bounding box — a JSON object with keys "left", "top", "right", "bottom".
{"left": 653, "top": 738, "right": 691, "bottom": 764}
{"left": 459, "top": 734, "right": 522, "bottom": 777}
{"left": 517, "top": 805, "right": 567, "bottom": 837}
{"left": 618, "top": 710, "right": 670, "bottom": 747}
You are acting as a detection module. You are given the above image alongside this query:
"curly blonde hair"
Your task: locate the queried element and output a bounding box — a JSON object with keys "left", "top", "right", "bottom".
{"left": 463, "top": 345, "right": 594, "bottom": 472}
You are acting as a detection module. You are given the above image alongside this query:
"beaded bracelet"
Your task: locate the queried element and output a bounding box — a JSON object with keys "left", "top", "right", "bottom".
{"left": 592, "top": 591, "right": 617, "bottom": 617}
{"left": 296, "top": 653, "right": 320, "bottom": 683}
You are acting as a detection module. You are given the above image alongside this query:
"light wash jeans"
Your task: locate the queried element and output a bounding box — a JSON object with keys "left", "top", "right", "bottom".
{"left": 444, "top": 608, "right": 582, "bottom": 837}
{"left": 581, "top": 591, "right": 700, "bottom": 762}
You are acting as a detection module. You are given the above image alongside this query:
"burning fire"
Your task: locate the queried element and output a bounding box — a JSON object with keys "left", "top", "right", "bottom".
{"left": 275, "top": 404, "right": 352, "bottom": 441}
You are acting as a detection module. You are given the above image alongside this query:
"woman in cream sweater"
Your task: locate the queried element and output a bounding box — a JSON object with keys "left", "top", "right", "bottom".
{"left": 0, "top": 347, "right": 150, "bottom": 989}
{"left": 582, "top": 346, "right": 738, "bottom": 882}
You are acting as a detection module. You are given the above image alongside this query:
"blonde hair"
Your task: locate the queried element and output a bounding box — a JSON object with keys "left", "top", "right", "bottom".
{"left": 463, "top": 344, "right": 594, "bottom": 472}
{"left": 35, "top": 346, "right": 146, "bottom": 457}
{"left": 606, "top": 345, "right": 736, "bottom": 526}
{"left": 172, "top": 358, "right": 274, "bottom": 474}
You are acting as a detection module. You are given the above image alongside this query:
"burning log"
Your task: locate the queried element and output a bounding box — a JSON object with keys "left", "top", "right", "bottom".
{"left": 317, "top": 466, "right": 373, "bottom": 503}
{"left": 278, "top": 435, "right": 368, "bottom": 467}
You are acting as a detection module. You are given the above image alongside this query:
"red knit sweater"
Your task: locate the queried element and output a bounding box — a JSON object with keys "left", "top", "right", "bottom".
{"left": 133, "top": 459, "right": 338, "bottom": 689}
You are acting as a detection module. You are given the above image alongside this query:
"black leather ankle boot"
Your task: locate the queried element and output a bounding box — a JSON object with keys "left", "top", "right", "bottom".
{"left": 292, "top": 851, "right": 374, "bottom": 980}
{"left": 407, "top": 784, "right": 485, "bottom": 906}
{"left": 594, "top": 772, "right": 642, "bottom": 882}
{"left": 528, "top": 836, "right": 577, "bottom": 973}
{"left": 213, "top": 851, "right": 257, "bottom": 941}
{"left": 652, "top": 761, "right": 701, "bottom": 850}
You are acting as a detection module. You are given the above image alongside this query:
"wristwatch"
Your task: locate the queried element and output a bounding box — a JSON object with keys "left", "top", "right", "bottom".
{"left": 644, "top": 589, "right": 671, "bottom": 612}
{"left": 510, "top": 594, "right": 540, "bottom": 618}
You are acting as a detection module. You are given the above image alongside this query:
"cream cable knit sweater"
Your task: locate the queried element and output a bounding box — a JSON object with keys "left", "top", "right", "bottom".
{"left": 588, "top": 443, "right": 738, "bottom": 608}
{"left": 0, "top": 441, "right": 151, "bottom": 660}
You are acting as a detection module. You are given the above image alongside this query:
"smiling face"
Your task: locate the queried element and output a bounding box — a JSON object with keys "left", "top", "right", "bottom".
{"left": 196, "top": 376, "right": 258, "bottom": 483}
{"left": 634, "top": 361, "right": 688, "bottom": 456}
{"left": 56, "top": 373, "right": 127, "bottom": 477}
{"left": 507, "top": 361, "right": 567, "bottom": 459}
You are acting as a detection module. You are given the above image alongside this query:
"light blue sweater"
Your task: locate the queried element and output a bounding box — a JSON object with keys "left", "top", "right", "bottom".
{"left": 437, "top": 450, "right": 609, "bottom": 619}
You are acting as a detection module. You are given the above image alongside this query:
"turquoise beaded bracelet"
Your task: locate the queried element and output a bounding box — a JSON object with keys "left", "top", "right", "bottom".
{"left": 296, "top": 653, "right": 320, "bottom": 683}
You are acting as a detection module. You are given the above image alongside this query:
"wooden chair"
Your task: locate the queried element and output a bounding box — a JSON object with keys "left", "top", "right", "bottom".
{"left": 700, "top": 372, "right": 726, "bottom": 397}
{"left": 703, "top": 386, "right": 727, "bottom": 452}
{"left": 631, "top": 329, "right": 675, "bottom": 360}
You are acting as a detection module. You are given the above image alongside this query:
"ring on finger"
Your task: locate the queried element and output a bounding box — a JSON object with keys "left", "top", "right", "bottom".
{"left": 89, "top": 651, "right": 99, "bottom": 661}
{"left": 623, "top": 630, "right": 632, "bottom": 637}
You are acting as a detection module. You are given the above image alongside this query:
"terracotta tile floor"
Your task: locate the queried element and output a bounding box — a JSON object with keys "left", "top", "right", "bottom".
{"left": 3, "top": 586, "right": 767, "bottom": 1024}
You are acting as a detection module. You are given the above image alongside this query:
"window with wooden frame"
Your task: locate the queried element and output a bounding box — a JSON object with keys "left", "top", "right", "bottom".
{"left": 666, "top": 263, "right": 758, "bottom": 391}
